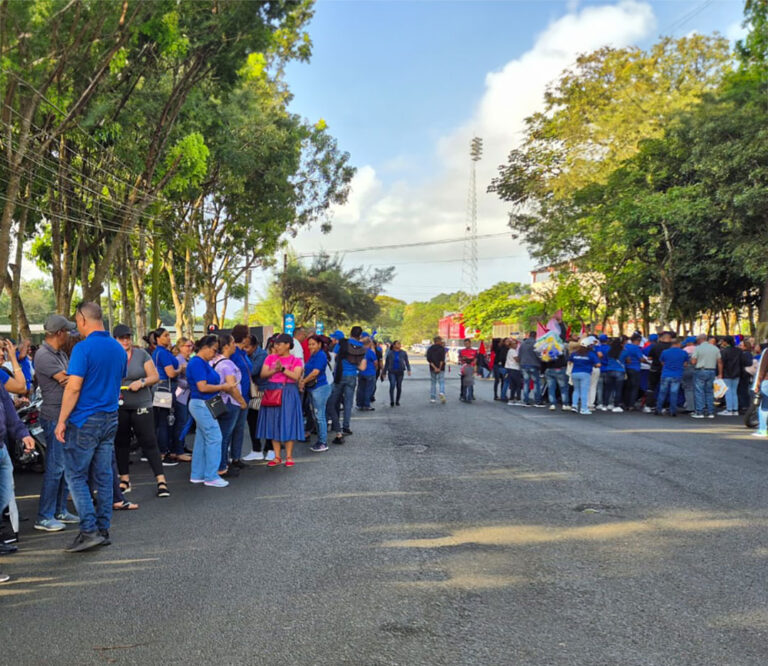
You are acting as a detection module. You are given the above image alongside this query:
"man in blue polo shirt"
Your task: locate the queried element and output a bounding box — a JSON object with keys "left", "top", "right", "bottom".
{"left": 619, "top": 333, "right": 644, "bottom": 410}
{"left": 229, "top": 325, "right": 253, "bottom": 468}
{"left": 328, "top": 326, "right": 367, "bottom": 444}
{"left": 656, "top": 337, "right": 689, "bottom": 417}
{"left": 356, "top": 337, "right": 378, "bottom": 411}
{"left": 55, "top": 302, "right": 126, "bottom": 552}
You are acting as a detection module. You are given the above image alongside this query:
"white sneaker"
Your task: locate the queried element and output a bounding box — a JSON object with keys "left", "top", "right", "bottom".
{"left": 265, "top": 450, "right": 276, "bottom": 461}
{"left": 612, "top": 406, "right": 624, "bottom": 413}
{"left": 691, "top": 413, "right": 704, "bottom": 419}
{"left": 598, "top": 405, "right": 608, "bottom": 412}
{"left": 549, "top": 404, "right": 556, "bottom": 411}
{"left": 242, "top": 451, "right": 264, "bottom": 461}
{"left": 580, "top": 409, "right": 592, "bottom": 415}
{"left": 190, "top": 478, "right": 205, "bottom": 484}
{"left": 706, "top": 414, "right": 715, "bottom": 419}
{"left": 204, "top": 478, "right": 229, "bottom": 488}
{"left": 752, "top": 431, "right": 768, "bottom": 438}
{"left": 562, "top": 405, "right": 571, "bottom": 411}
{"left": 507, "top": 401, "right": 515, "bottom": 406}
{"left": 642, "top": 406, "right": 653, "bottom": 413}
{"left": 430, "top": 399, "right": 436, "bottom": 404}
{"left": 439, "top": 393, "right": 446, "bottom": 404}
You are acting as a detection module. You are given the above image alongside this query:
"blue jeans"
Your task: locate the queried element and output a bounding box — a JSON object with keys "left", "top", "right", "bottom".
{"left": 603, "top": 371, "right": 625, "bottom": 408}
{"left": 656, "top": 376, "right": 681, "bottom": 414}
{"left": 502, "top": 369, "right": 523, "bottom": 401}
{"left": 464, "top": 384, "right": 474, "bottom": 401}
{"left": 430, "top": 371, "right": 445, "bottom": 400}
{"left": 723, "top": 377, "right": 740, "bottom": 412}
{"left": 571, "top": 372, "right": 591, "bottom": 411}
{"left": 521, "top": 365, "right": 541, "bottom": 404}
{"left": 329, "top": 375, "right": 356, "bottom": 434}
{"left": 545, "top": 368, "right": 569, "bottom": 405}
{"left": 218, "top": 402, "right": 241, "bottom": 471}
{"left": 173, "top": 399, "right": 189, "bottom": 452}
{"left": 758, "top": 380, "right": 768, "bottom": 433}
{"left": 63, "top": 412, "right": 118, "bottom": 533}
{"left": 310, "top": 383, "right": 332, "bottom": 444}
{"left": 189, "top": 399, "right": 222, "bottom": 482}
{"left": 37, "top": 417, "right": 70, "bottom": 521}
{"left": 388, "top": 372, "right": 404, "bottom": 404}
{"left": 694, "top": 369, "right": 716, "bottom": 415}
{"left": 0, "top": 447, "right": 13, "bottom": 515}
{"left": 356, "top": 375, "right": 375, "bottom": 408}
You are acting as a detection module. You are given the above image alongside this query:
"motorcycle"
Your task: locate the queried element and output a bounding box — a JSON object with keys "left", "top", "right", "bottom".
{"left": 12, "top": 389, "right": 46, "bottom": 473}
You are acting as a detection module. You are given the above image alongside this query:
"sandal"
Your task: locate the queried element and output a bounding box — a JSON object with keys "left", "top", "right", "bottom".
{"left": 119, "top": 479, "right": 131, "bottom": 494}
{"left": 267, "top": 457, "right": 282, "bottom": 467}
{"left": 285, "top": 459, "right": 295, "bottom": 467}
{"left": 113, "top": 500, "right": 139, "bottom": 510}
{"left": 156, "top": 482, "right": 170, "bottom": 498}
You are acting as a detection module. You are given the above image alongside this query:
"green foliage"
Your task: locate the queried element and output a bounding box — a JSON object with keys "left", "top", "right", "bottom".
{"left": 462, "top": 282, "right": 531, "bottom": 337}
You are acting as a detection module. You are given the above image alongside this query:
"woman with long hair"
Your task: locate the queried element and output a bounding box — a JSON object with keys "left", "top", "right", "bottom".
{"left": 302, "top": 335, "right": 331, "bottom": 452}
{"left": 383, "top": 340, "right": 411, "bottom": 407}
{"left": 211, "top": 333, "right": 247, "bottom": 478}
{"left": 187, "top": 336, "right": 237, "bottom": 487}
{"left": 112, "top": 325, "right": 170, "bottom": 498}
{"left": 601, "top": 339, "right": 626, "bottom": 413}
{"left": 257, "top": 333, "right": 304, "bottom": 467}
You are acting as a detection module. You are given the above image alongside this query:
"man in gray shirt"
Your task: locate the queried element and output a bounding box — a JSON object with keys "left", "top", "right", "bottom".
{"left": 691, "top": 334, "right": 722, "bottom": 418}
{"left": 34, "top": 315, "right": 79, "bottom": 532}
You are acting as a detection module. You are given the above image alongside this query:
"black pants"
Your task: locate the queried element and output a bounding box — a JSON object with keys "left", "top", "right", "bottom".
{"left": 247, "top": 408, "right": 271, "bottom": 452}
{"left": 115, "top": 408, "right": 164, "bottom": 477}
{"left": 645, "top": 369, "right": 661, "bottom": 408}
{"left": 388, "top": 372, "right": 404, "bottom": 404}
{"left": 493, "top": 366, "right": 504, "bottom": 398}
{"left": 624, "top": 368, "right": 641, "bottom": 409}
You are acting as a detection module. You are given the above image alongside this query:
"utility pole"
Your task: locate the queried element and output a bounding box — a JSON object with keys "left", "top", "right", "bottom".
{"left": 460, "top": 136, "right": 482, "bottom": 309}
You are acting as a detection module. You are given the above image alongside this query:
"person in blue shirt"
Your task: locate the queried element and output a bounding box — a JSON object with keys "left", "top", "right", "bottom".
{"left": 570, "top": 343, "right": 600, "bottom": 414}
{"left": 229, "top": 325, "right": 254, "bottom": 468}
{"left": 600, "top": 339, "right": 626, "bottom": 412}
{"left": 383, "top": 340, "right": 411, "bottom": 407}
{"left": 356, "top": 338, "right": 379, "bottom": 411}
{"left": 594, "top": 334, "right": 611, "bottom": 409}
{"left": 327, "top": 327, "right": 367, "bottom": 444}
{"left": 619, "top": 333, "right": 645, "bottom": 410}
{"left": 303, "top": 335, "right": 331, "bottom": 452}
{"left": 151, "top": 328, "right": 181, "bottom": 463}
{"left": 15, "top": 340, "right": 33, "bottom": 392}
{"left": 656, "top": 337, "right": 689, "bottom": 416}
{"left": 242, "top": 334, "right": 271, "bottom": 462}
{"left": 55, "top": 302, "right": 127, "bottom": 552}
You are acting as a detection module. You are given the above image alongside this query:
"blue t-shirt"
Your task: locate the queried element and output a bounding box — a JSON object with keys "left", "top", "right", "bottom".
{"left": 619, "top": 344, "right": 643, "bottom": 371}
{"left": 660, "top": 347, "right": 689, "bottom": 379}
{"left": 571, "top": 351, "right": 600, "bottom": 374}
{"left": 334, "top": 339, "right": 365, "bottom": 376}
{"left": 17, "top": 355, "right": 33, "bottom": 390}
{"left": 304, "top": 350, "right": 329, "bottom": 389}
{"left": 67, "top": 331, "right": 126, "bottom": 427}
{"left": 231, "top": 347, "right": 253, "bottom": 400}
{"left": 360, "top": 348, "right": 377, "bottom": 377}
{"left": 153, "top": 346, "right": 179, "bottom": 382}
{"left": 186, "top": 356, "right": 220, "bottom": 401}
{"left": 603, "top": 355, "right": 625, "bottom": 373}
{"left": 392, "top": 351, "right": 401, "bottom": 372}
{"left": 595, "top": 344, "right": 610, "bottom": 372}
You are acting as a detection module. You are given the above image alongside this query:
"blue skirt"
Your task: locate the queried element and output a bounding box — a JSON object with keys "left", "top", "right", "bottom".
{"left": 256, "top": 382, "right": 304, "bottom": 442}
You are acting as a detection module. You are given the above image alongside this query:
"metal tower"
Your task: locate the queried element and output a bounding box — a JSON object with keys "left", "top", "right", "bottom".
{"left": 460, "top": 136, "right": 482, "bottom": 309}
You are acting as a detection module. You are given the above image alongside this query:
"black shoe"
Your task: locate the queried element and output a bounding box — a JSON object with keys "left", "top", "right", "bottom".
{"left": 390, "top": 402, "right": 395, "bottom": 407}
{"left": 333, "top": 435, "right": 344, "bottom": 445}
{"left": 162, "top": 454, "right": 179, "bottom": 467}
{"left": 231, "top": 460, "right": 246, "bottom": 469}
{"left": 98, "top": 529, "right": 111, "bottom": 547}
{"left": 66, "top": 531, "right": 105, "bottom": 553}
{"left": 221, "top": 467, "right": 240, "bottom": 478}
{"left": 0, "top": 543, "right": 18, "bottom": 555}
{"left": 342, "top": 428, "right": 353, "bottom": 436}
{"left": 396, "top": 402, "right": 400, "bottom": 406}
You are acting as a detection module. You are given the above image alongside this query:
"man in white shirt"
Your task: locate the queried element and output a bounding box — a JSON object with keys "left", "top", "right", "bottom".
{"left": 291, "top": 326, "right": 307, "bottom": 362}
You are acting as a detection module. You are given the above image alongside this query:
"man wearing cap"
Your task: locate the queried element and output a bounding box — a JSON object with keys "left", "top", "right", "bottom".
{"left": 55, "top": 302, "right": 126, "bottom": 552}
{"left": 33, "top": 315, "right": 80, "bottom": 532}
{"left": 594, "top": 334, "right": 610, "bottom": 410}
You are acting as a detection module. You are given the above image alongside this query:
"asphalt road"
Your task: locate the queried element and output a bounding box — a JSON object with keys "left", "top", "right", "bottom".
{"left": 4, "top": 360, "right": 768, "bottom": 665}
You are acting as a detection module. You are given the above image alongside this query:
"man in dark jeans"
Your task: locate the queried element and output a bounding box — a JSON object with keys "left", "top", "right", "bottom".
{"left": 620, "top": 332, "right": 644, "bottom": 410}
{"left": 426, "top": 336, "right": 447, "bottom": 403}
{"left": 328, "top": 327, "right": 367, "bottom": 444}
{"left": 55, "top": 302, "right": 126, "bottom": 552}
{"left": 644, "top": 331, "right": 671, "bottom": 412}
{"left": 492, "top": 338, "right": 509, "bottom": 401}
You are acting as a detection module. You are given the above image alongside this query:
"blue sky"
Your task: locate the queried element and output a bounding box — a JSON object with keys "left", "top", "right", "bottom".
{"left": 271, "top": 0, "right": 747, "bottom": 304}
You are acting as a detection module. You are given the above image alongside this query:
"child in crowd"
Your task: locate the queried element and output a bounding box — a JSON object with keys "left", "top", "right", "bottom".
{"left": 461, "top": 358, "right": 475, "bottom": 402}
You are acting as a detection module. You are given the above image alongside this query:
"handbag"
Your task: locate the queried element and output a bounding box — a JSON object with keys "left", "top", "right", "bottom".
{"left": 152, "top": 380, "right": 173, "bottom": 409}
{"left": 261, "top": 387, "right": 283, "bottom": 407}
{"left": 205, "top": 394, "right": 227, "bottom": 419}
{"left": 249, "top": 390, "right": 263, "bottom": 410}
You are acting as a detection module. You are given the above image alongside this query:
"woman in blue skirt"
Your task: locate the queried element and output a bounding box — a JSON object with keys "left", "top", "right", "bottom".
{"left": 257, "top": 333, "right": 304, "bottom": 467}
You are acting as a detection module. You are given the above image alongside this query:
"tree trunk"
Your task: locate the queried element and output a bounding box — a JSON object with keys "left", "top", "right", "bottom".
{"left": 10, "top": 186, "right": 29, "bottom": 339}
{"left": 128, "top": 237, "right": 148, "bottom": 341}
{"left": 243, "top": 269, "right": 251, "bottom": 325}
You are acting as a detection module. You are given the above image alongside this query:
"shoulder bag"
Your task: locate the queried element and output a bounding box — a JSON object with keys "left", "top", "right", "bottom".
{"left": 205, "top": 393, "right": 227, "bottom": 419}
{"left": 152, "top": 379, "right": 173, "bottom": 409}
{"left": 261, "top": 386, "right": 283, "bottom": 407}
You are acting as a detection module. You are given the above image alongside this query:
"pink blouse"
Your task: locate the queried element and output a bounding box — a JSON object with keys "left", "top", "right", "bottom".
{"left": 264, "top": 354, "right": 303, "bottom": 384}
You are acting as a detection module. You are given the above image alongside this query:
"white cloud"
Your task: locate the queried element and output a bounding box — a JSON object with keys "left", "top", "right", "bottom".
{"left": 726, "top": 19, "right": 747, "bottom": 45}
{"left": 288, "top": 1, "right": 657, "bottom": 302}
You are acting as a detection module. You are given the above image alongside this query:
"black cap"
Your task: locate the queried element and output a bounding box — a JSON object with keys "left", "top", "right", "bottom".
{"left": 274, "top": 333, "right": 294, "bottom": 349}
{"left": 112, "top": 324, "right": 132, "bottom": 338}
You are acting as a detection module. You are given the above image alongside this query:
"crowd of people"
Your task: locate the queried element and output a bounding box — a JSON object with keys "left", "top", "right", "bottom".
{"left": 433, "top": 324, "right": 768, "bottom": 422}
{"left": 0, "top": 308, "right": 412, "bottom": 583}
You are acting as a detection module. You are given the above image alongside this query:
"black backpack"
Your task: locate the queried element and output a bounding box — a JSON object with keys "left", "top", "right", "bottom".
{"left": 333, "top": 339, "right": 366, "bottom": 382}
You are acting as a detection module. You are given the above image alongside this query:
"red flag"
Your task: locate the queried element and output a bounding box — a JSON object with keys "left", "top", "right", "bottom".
{"left": 579, "top": 321, "right": 586, "bottom": 338}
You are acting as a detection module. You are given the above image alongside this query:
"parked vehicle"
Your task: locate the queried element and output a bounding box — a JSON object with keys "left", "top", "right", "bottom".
{"left": 11, "top": 390, "right": 46, "bottom": 473}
